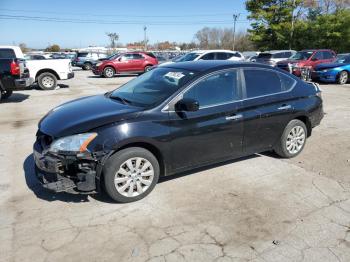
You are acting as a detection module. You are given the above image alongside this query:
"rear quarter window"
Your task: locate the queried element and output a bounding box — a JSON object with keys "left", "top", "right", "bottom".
{"left": 0, "top": 49, "right": 16, "bottom": 59}
{"left": 77, "top": 53, "right": 88, "bottom": 57}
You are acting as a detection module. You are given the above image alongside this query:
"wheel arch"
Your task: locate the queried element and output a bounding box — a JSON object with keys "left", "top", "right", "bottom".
{"left": 103, "top": 65, "right": 116, "bottom": 73}
{"left": 100, "top": 141, "right": 165, "bottom": 179}
{"left": 36, "top": 69, "right": 60, "bottom": 80}
{"left": 294, "top": 115, "right": 312, "bottom": 137}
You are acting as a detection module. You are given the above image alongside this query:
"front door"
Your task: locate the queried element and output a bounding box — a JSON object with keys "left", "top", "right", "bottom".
{"left": 167, "top": 69, "right": 244, "bottom": 171}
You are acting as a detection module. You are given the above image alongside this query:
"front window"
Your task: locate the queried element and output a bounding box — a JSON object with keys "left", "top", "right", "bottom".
{"left": 176, "top": 52, "right": 201, "bottom": 62}
{"left": 289, "top": 51, "right": 314, "bottom": 61}
{"left": 183, "top": 70, "right": 239, "bottom": 108}
{"left": 110, "top": 68, "right": 197, "bottom": 107}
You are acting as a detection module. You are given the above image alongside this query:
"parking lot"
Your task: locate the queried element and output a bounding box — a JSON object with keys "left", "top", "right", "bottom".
{"left": 1, "top": 69, "right": 350, "bottom": 262}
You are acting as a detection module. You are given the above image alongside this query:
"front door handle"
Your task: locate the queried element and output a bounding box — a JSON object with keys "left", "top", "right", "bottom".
{"left": 278, "top": 105, "right": 292, "bottom": 110}
{"left": 226, "top": 114, "right": 243, "bottom": 121}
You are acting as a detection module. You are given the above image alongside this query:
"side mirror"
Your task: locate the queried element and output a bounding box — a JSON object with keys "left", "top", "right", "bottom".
{"left": 175, "top": 98, "right": 199, "bottom": 112}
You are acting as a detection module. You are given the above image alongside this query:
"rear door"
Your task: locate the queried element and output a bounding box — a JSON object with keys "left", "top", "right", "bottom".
{"left": 240, "top": 68, "right": 297, "bottom": 153}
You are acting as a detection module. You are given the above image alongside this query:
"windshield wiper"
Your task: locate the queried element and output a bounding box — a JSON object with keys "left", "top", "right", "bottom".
{"left": 109, "top": 95, "right": 132, "bottom": 105}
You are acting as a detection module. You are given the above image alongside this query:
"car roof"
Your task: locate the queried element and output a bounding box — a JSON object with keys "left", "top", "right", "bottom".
{"left": 261, "top": 50, "right": 295, "bottom": 54}
{"left": 191, "top": 50, "right": 240, "bottom": 54}
{"left": 161, "top": 60, "right": 275, "bottom": 72}
{"left": 301, "top": 49, "right": 334, "bottom": 52}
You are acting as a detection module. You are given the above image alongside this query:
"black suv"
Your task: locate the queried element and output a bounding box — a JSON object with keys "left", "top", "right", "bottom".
{"left": 34, "top": 61, "right": 323, "bottom": 203}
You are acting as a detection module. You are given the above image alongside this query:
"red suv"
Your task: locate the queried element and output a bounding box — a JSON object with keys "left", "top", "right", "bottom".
{"left": 276, "top": 49, "right": 336, "bottom": 76}
{"left": 92, "top": 52, "right": 158, "bottom": 78}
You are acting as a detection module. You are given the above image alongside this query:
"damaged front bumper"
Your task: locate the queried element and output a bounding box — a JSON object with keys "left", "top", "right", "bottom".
{"left": 33, "top": 140, "right": 107, "bottom": 193}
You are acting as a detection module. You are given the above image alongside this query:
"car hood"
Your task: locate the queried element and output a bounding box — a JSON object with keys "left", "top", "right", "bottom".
{"left": 39, "top": 94, "right": 143, "bottom": 137}
{"left": 315, "top": 63, "right": 347, "bottom": 70}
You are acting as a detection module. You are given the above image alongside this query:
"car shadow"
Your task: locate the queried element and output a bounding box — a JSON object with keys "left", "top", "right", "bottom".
{"left": 88, "top": 74, "right": 138, "bottom": 79}
{"left": 1, "top": 93, "right": 30, "bottom": 103}
{"left": 23, "top": 153, "right": 261, "bottom": 204}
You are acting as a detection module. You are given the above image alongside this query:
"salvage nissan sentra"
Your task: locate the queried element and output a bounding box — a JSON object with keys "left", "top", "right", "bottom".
{"left": 34, "top": 61, "right": 324, "bottom": 203}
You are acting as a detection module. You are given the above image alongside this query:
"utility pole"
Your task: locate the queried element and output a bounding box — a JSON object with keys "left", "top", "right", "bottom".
{"left": 232, "top": 14, "right": 240, "bottom": 51}
{"left": 290, "top": 0, "right": 296, "bottom": 50}
{"left": 144, "top": 26, "right": 147, "bottom": 51}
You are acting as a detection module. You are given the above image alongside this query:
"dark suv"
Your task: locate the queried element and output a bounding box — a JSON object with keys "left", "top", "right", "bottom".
{"left": 34, "top": 61, "right": 323, "bottom": 203}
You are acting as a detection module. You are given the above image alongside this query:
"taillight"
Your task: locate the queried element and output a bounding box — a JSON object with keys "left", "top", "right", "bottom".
{"left": 10, "top": 61, "right": 20, "bottom": 76}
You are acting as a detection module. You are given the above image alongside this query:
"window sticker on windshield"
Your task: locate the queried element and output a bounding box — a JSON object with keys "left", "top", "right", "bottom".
{"left": 164, "top": 72, "right": 185, "bottom": 80}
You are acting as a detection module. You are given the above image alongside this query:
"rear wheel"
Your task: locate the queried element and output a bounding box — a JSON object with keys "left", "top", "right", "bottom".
{"left": 37, "top": 72, "right": 57, "bottom": 90}
{"left": 83, "top": 62, "right": 92, "bottom": 70}
{"left": 103, "top": 147, "right": 160, "bottom": 203}
{"left": 337, "top": 71, "right": 348, "bottom": 85}
{"left": 274, "top": 119, "right": 307, "bottom": 158}
{"left": 103, "top": 67, "right": 115, "bottom": 78}
{"left": 144, "top": 65, "right": 153, "bottom": 73}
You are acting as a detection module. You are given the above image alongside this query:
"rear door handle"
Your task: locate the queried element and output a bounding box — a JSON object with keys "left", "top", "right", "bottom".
{"left": 278, "top": 105, "right": 292, "bottom": 110}
{"left": 226, "top": 114, "right": 243, "bottom": 121}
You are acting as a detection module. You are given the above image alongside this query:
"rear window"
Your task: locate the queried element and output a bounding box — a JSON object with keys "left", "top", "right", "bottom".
{"left": 77, "top": 53, "right": 88, "bottom": 57}
{"left": 146, "top": 52, "right": 156, "bottom": 59}
{"left": 244, "top": 69, "right": 295, "bottom": 98}
{"left": 257, "top": 53, "right": 272, "bottom": 59}
{"left": 0, "top": 49, "right": 16, "bottom": 59}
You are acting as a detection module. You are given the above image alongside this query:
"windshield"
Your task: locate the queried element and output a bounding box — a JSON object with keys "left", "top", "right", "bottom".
{"left": 176, "top": 53, "right": 201, "bottom": 62}
{"left": 335, "top": 55, "right": 350, "bottom": 64}
{"left": 107, "top": 54, "right": 119, "bottom": 60}
{"left": 290, "top": 51, "right": 314, "bottom": 61}
{"left": 110, "top": 68, "right": 197, "bottom": 107}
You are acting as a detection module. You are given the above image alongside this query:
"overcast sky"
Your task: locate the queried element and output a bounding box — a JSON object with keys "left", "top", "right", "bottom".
{"left": 0, "top": 0, "right": 250, "bottom": 48}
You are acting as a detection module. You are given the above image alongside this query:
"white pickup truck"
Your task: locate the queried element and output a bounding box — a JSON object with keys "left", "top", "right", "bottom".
{"left": 0, "top": 46, "right": 74, "bottom": 90}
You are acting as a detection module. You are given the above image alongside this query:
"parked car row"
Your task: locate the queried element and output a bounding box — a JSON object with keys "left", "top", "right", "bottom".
{"left": 0, "top": 46, "right": 74, "bottom": 100}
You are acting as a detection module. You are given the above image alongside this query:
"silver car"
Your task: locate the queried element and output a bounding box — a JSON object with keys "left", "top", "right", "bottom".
{"left": 255, "top": 50, "right": 296, "bottom": 66}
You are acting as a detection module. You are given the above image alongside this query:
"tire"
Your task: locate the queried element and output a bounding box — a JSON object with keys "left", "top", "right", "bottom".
{"left": 274, "top": 119, "right": 307, "bottom": 158}
{"left": 83, "top": 62, "right": 92, "bottom": 70}
{"left": 2, "top": 90, "right": 13, "bottom": 99}
{"left": 144, "top": 65, "right": 153, "bottom": 73}
{"left": 37, "top": 72, "right": 57, "bottom": 90}
{"left": 103, "top": 67, "right": 115, "bottom": 78}
{"left": 337, "top": 71, "right": 348, "bottom": 85}
{"left": 103, "top": 147, "right": 160, "bottom": 203}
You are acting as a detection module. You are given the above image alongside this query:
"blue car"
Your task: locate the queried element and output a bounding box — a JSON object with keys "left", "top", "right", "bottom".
{"left": 313, "top": 54, "right": 350, "bottom": 85}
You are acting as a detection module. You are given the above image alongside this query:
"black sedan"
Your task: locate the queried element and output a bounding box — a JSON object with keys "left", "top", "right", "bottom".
{"left": 33, "top": 61, "right": 324, "bottom": 203}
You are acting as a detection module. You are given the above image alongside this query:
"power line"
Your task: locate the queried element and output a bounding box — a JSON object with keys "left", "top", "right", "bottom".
{"left": 0, "top": 14, "right": 250, "bottom": 25}
{"left": 0, "top": 8, "right": 240, "bottom": 18}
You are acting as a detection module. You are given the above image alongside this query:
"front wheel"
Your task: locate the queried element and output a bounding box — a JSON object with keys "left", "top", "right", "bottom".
{"left": 337, "top": 71, "right": 348, "bottom": 85}
{"left": 274, "top": 119, "right": 307, "bottom": 158}
{"left": 103, "top": 147, "right": 160, "bottom": 203}
{"left": 103, "top": 67, "right": 115, "bottom": 78}
{"left": 1, "top": 90, "right": 13, "bottom": 99}
{"left": 37, "top": 72, "right": 57, "bottom": 90}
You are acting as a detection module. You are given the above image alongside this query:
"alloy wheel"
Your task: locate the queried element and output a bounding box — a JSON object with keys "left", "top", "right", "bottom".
{"left": 286, "top": 126, "right": 306, "bottom": 154}
{"left": 114, "top": 157, "right": 154, "bottom": 197}
{"left": 105, "top": 68, "right": 114, "bottom": 78}
{"left": 339, "top": 72, "right": 348, "bottom": 85}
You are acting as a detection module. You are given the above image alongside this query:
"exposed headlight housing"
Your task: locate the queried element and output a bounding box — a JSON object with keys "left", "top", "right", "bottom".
{"left": 49, "top": 133, "right": 97, "bottom": 153}
{"left": 96, "top": 62, "right": 102, "bottom": 67}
